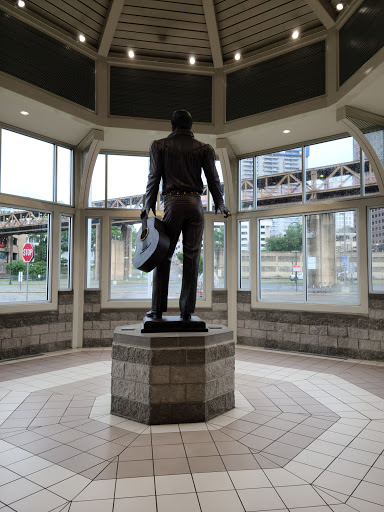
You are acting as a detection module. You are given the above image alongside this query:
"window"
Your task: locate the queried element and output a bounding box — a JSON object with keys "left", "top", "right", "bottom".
{"left": 86, "top": 218, "right": 101, "bottom": 289}
{"left": 1, "top": 128, "right": 73, "bottom": 204}
{"left": 363, "top": 151, "right": 379, "bottom": 196}
{"left": 239, "top": 158, "right": 254, "bottom": 210}
{"left": 306, "top": 137, "right": 360, "bottom": 202}
{"left": 260, "top": 210, "right": 358, "bottom": 305}
{"left": 109, "top": 219, "right": 205, "bottom": 301}
{"left": 209, "top": 161, "right": 225, "bottom": 211}
{"left": 89, "top": 154, "right": 149, "bottom": 209}
{"left": 369, "top": 207, "right": 384, "bottom": 292}
{"left": 213, "top": 222, "right": 225, "bottom": 288}
{"left": 0, "top": 207, "right": 50, "bottom": 303}
{"left": 239, "top": 220, "right": 250, "bottom": 289}
{"left": 60, "top": 215, "right": 72, "bottom": 290}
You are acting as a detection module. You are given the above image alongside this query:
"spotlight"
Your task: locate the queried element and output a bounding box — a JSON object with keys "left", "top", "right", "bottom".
{"left": 128, "top": 49, "right": 135, "bottom": 58}
{"left": 283, "top": 130, "right": 291, "bottom": 134}
{"left": 20, "top": 111, "right": 29, "bottom": 116}
{"left": 292, "top": 30, "right": 299, "bottom": 40}
{"left": 234, "top": 52, "right": 241, "bottom": 61}
{"left": 17, "top": 0, "right": 25, "bottom": 7}
{"left": 78, "top": 34, "right": 86, "bottom": 43}
{"left": 189, "top": 56, "right": 196, "bottom": 65}
{"left": 336, "top": 3, "right": 344, "bottom": 10}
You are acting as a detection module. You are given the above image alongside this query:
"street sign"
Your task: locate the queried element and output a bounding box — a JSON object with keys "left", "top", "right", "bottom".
{"left": 22, "top": 243, "right": 34, "bottom": 263}
{"left": 292, "top": 265, "right": 301, "bottom": 272}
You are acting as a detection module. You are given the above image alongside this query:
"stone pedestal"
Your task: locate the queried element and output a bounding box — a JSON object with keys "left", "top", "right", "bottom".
{"left": 111, "top": 324, "right": 235, "bottom": 424}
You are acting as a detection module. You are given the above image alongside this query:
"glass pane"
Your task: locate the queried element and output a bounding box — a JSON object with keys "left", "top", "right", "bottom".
{"left": 0, "top": 207, "right": 50, "bottom": 303}
{"left": 213, "top": 222, "right": 225, "bottom": 288}
{"left": 1, "top": 129, "right": 54, "bottom": 202}
{"left": 306, "top": 137, "right": 361, "bottom": 202}
{"left": 57, "top": 147, "right": 72, "bottom": 205}
{"left": 256, "top": 149, "right": 302, "bottom": 208}
{"left": 370, "top": 208, "right": 384, "bottom": 291}
{"left": 110, "top": 220, "right": 152, "bottom": 299}
{"left": 239, "top": 221, "right": 250, "bottom": 289}
{"left": 86, "top": 218, "right": 100, "bottom": 288}
{"left": 89, "top": 154, "right": 106, "bottom": 207}
{"left": 240, "top": 158, "right": 254, "bottom": 211}
{"left": 306, "top": 211, "right": 358, "bottom": 304}
{"left": 209, "top": 161, "right": 225, "bottom": 211}
{"left": 60, "top": 215, "right": 72, "bottom": 290}
{"left": 363, "top": 152, "right": 380, "bottom": 196}
{"left": 107, "top": 155, "right": 148, "bottom": 209}
{"left": 260, "top": 217, "right": 304, "bottom": 302}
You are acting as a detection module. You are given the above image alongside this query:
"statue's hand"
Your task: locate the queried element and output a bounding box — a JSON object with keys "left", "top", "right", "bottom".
{"left": 216, "top": 204, "right": 231, "bottom": 219}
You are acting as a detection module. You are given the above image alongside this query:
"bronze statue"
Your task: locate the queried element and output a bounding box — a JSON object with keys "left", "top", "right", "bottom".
{"left": 141, "top": 110, "right": 230, "bottom": 321}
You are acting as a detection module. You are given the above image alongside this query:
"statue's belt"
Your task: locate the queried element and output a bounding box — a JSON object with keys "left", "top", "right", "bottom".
{"left": 163, "top": 190, "right": 201, "bottom": 197}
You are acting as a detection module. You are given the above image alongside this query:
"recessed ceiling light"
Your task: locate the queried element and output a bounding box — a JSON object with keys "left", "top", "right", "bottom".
{"left": 292, "top": 30, "right": 299, "bottom": 40}
{"left": 78, "top": 34, "right": 86, "bottom": 43}
{"left": 234, "top": 52, "right": 241, "bottom": 61}
{"left": 20, "top": 111, "right": 29, "bottom": 116}
{"left": 336, "top": 3, "right": 344, "bottom": 11}
{"left": 17, "top": 0, "right": 25, "bottom": 7}
{"left": 189, "top": 56, "right": 196, "bottom": 65}
{"left": 283, "top": 129, "right": 291, "bottom": 134}
{"left": 128, "top": 49, "right": 135, "bottom": 58}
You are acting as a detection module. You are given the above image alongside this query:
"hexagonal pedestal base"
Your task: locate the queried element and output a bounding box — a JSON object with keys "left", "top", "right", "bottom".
{"left": 111, "top": 324, "right": 235, "bottom": 424}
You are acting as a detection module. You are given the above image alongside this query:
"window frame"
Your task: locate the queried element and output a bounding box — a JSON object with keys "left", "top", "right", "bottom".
{"left": 59, "top": 214, "right": 73, "bottom": 291}
{"left": 213, "top": 220, "right": 226, "bottom": 290}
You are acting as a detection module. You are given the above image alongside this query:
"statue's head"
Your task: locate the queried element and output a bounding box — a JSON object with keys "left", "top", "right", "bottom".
{"left": 171, "top": 110, "right": 193, "bottom": 131}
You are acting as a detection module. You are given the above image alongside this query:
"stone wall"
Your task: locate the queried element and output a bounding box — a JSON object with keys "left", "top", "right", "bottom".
{"left": 0, "top": 291, "right": 73, "bottom": 360}
{"left": 237, "top": 291, "right": 384, "bottom": 360}
{"left": 83, "top": 290, "right": 228, "bottom": 348}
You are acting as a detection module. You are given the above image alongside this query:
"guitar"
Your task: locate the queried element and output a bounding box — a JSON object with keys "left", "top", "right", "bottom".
{"left": 132, "top": 215, "right": 170, "bottom": 273}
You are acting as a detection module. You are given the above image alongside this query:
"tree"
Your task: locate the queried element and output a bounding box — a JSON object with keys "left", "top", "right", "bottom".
{"left": 264, "top": 223, "right": 302, "bottom": 252}
{"left": 6, "top": 261, "right": 26, "bottom": 276}
{"left": 177, "top": 252, "right": 203, "bottom": 275}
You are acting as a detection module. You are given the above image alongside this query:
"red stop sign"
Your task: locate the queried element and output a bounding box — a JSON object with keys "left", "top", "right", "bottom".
{"left": 22, "top": 243, "right": 34, "bottom": 263}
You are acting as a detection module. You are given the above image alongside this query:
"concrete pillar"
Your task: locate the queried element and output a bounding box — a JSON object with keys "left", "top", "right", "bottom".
{"left": 307, "top": 213, "right": 336, "bottom": 289}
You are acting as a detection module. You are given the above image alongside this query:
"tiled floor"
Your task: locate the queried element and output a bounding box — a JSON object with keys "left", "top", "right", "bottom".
{"left": 0, "top": 346, "right": 384, "bottom": 511}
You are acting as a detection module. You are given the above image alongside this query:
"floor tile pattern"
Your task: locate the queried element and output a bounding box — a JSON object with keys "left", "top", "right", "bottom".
{"left": 0, "top": 346, "right": 383, "bottom": 511}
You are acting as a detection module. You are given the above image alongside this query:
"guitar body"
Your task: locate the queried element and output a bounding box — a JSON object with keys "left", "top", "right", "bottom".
{"left": 133, "top": 217, "right": 170, "bottom": 273}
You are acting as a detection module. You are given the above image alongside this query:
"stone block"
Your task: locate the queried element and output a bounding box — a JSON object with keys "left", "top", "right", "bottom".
{"left": 150, "top": 366, "right": 170, "bottom": 384}
{"left": 170, "top": 365, "right": 205, "bottom": 383}
{"left": 125, "top": 362, "right": 150, "bottom": 383}
{"left": 57, "top": 332, "right": 71, "bottom": 342}
{"left": 66, "top": 322, "right": 73, "bottom": 331}
{"left": 40, "top": 333, "right": 57, "bottom": 343}
{"left": 244, "top": 320, "right": 259, "bottom": 329}
{"left": 93, "top": 321, "right": 110, "bottom": 330}
{"left": 283, "top": 332, "right": 299, "bottom": 342}
{"left": 112, "top": 378, "right": 135, "bottom": 397}
{"left": 65, "top": 305, "right": 73, "bottom": 314}
{"left": 135, "top": 382, "right": 150, "bottom": 401}
{"left": 328, "top": 326, "right": 348, "bottom": 337}
{"left": 101, "top": 329, "right": 114, "bottom": 339}
{"left": 369, "top": 330, "right": 384, "bottom": 341}
{"left": 292, "top": 324, "right": 309, "bottom": 334}
{"left": 299, "top": 334, "right": 319, "bottom": 345}
{"left": 186, "top": 384, "right": 205, "bottom": 402}
{"left": 205, "top": 360, "right": 226, "bottom": 380}
{"left": 348, "top": 327, "right": 369, "bottom": 340}
{"left": 186, "top": 348, "right": 206, "bottom": 364}
{"left": 58, "top": 305, "right": 66, "bottom": 314}
{"left": 84, "top": 330, "right": 100, "bottom": 340}
{"left": 369, "top": 309, "right": 384, "bottom": 320}
{"left": 2, "top": 338, "right": 21, "bottom": 349}
{"left": 275, "top": 322, "right": 291, "bottom": 332}
{"left": 359, "top": 340, "right": 381, "bottom": 352}
{"left": 150, "top": 384, "right": 186, "bottom": 403}
{"left": 152, "top": 349, "right": 186, "bottom": 366}
{"left": 237, "top": 320, "right": 245, "bottom": 328}
{"left": 31, "top": 325, "right": 49, "bottom": 335}
{"left": 251, "top": 329, "right": 267, "bottom": 340}
{"left": 49, "top": 323, "right": 66, "bottom": 333}
{"left": 267, "top": 330, "right": 283, "bottom": 342}
{"left": 212, "top": 303, "right": 227, "bottom": 311}
{"left": 338, "top": 337, "right": 358, "bottom": 350}
{"left": 92, "top": 305, "right": 101, "bottom": 313}
{"left": 12, "top": 326, "right": 31, "bottom": 337}
{"left": 259, "top": 321, "right": 275, "bottom": 331}
{"left": 21, "top": 335, "right": 40, "bottom": 346}
{"left": 310, "top": 325, "right": 327, "bottom": 336}
{"left": 112, "top": 360, "right": 125, "bottom": 378}
{"left": 318, "top": 335, "right": 337, "bottom": 347}
{"left": 237, "top": 328, "right": 251, "bottom": 337}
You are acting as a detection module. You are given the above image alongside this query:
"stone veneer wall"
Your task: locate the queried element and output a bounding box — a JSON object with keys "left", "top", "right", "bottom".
{"left": 0, "top": 291, "right": 73, "bottom": 360}
{"left": 237, "top": 291, "right": 384, "bottom": 360}
{"left": 83, "top": 290, "right": 228, "bottom": 347}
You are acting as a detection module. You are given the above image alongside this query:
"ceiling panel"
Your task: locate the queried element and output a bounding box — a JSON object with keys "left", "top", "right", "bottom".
{"left": 111, "top": 0, "right": 212, "bottom": 62}
{"left": 215, "top": 0, "right": 322, "bottom": 61}
{"left": 25, "top": 0, "right": 109, "bottom": 47}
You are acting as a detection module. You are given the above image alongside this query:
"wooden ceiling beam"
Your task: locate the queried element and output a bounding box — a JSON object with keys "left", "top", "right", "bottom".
{"left": 202, "top": 0, "right": 223, "bottom": 68}
{"left": 305, "top": 0, "right": 336, "bottom": 29}
{"left": 98, "top": 0, "right": 125, "bottom": 57}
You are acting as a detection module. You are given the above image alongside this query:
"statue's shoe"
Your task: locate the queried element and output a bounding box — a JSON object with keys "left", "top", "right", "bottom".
{"left": 146, "top": 310, "right": 162, "bottom": 320}
{"left": 180, "top": 312, "right": 192, "bottom": 321}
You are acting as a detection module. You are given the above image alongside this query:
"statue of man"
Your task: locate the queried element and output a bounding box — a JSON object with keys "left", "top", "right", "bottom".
{"left": 142, "top": 110, "right": 230, "bottom": 321}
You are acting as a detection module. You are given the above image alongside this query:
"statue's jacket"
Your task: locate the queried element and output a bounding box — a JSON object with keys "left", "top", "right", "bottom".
{"left": 144, "top": 128, "right": 224, "bottom": 210}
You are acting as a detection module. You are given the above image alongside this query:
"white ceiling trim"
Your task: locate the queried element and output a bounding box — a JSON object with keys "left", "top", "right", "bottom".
{"left": 202, "top": 0, "right": 223, "bottom": 68}
{"left": 305, "top": 0, "right": 336, "bottom": 29}
{"left": 98, "top": 0, "right": 126, "bottom": 57}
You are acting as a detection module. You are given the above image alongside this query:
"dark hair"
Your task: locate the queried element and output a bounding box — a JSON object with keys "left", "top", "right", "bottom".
{"left": 171, "top": 110, "right": 193, "bottom": 130}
